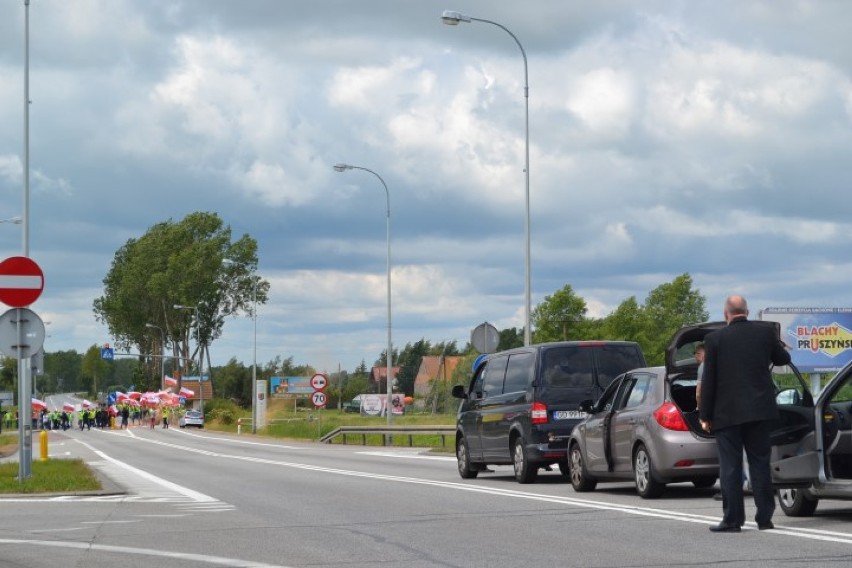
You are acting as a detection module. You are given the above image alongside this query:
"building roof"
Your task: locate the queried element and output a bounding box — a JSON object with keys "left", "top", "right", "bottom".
{"left": 370, "top": 366, "right": 400, "bottom": 383}
{"left": 413, "top": 355, "right": 464, "bottom": 395}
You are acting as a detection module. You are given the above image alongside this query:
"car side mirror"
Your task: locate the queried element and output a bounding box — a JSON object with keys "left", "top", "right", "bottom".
{"left": 578, "top": 399, "right": 594, "bottom": 413}
{"left": 451, "top": 385, "right": 467, "bottom": 400}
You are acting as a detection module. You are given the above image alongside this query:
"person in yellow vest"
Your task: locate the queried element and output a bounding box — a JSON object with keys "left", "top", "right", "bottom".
{"left": 162, "top": 407, "right": 170, "bottom": 429}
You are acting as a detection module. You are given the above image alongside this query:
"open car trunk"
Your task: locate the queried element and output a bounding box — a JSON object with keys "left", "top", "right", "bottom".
{"left": 669, "top": 376, "right": 714, "bottom": 439}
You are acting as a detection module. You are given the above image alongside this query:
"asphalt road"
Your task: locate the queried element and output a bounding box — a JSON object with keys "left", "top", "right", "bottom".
{"left": 2, "top": 424, "right": 851, "bottom": 567}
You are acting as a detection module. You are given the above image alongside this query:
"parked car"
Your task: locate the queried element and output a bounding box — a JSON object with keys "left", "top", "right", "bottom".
{"left": 771, "top": 358, "right": 852, "bottom": 516}
{"left": 567, "top": 322, "right": 724, "bottom": 498}
{"left": 179, "top": 409, "right": 204, "bottom": 428}
{"left": 451, "top": 341, "right": 647, "bottom": 483}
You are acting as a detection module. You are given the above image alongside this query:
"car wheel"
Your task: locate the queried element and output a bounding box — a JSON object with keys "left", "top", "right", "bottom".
{"left": 633, "top": 444, "right": 665, "bottom": 498}
{"left": 456, "top": 437, "right": 479, "bottom": 479}
{"left": 691, "top": 476, "right": 717, "bottom": 489}
{"left": 569, "top": 444, "right": 597, "bottom": 492}
{"left": 512, "top": 436, "right": 538, "bottom": 484}
{"left": 777, "top": 488, "right": 819, "bottom": 517}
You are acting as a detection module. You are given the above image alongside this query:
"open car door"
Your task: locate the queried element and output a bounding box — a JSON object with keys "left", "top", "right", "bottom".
{"left": 770, "top": 361, "right": 822, "bottom": 487}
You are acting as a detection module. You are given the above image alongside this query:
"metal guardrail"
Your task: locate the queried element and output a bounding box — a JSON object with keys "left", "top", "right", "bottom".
{"left": 320, "top": 425, "right": 456, "bottom": 447}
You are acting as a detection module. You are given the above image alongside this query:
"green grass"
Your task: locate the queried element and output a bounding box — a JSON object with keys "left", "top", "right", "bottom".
{"left": 0, "top": 459, "right": 102, "bottom": 494}
{"left": 205, "top": 403, "right": 457, "bottom": 449}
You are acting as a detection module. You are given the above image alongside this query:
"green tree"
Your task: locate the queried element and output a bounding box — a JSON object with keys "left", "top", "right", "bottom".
{"left": 497, "top": 328, "right": 524, "bottom": 351}
{"left": 531, "top": 284, "right": 590, "bottom": 343}
{"left": 639, "top": 273, "right": 708, "bottom": 365}
{"left": 81, "top": 344, "right": 110, "bottom": 397}
{"left": 93, "top": 212, "right": 268, "bottom": 382}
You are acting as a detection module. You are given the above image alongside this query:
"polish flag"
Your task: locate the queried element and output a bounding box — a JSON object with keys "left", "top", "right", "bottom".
{"left": 164, "top": 376, "right": 178, "bottom": 387}
{"left": 178, "top": 387, "right": 194, "bottom": 398}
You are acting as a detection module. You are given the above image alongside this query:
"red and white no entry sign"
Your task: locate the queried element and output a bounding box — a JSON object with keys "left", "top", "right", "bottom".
{"left": 0, "top": 256, "right": 44, "bottom": 308}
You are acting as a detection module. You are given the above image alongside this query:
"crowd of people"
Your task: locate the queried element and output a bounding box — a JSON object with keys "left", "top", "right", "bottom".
{"left": 29, "top": 404, "right": 181, "bottom": 431}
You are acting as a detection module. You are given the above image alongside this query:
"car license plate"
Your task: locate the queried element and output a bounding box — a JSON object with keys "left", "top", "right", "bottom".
{"left": 553, "top": 410, "right": 587, "bottom": 420}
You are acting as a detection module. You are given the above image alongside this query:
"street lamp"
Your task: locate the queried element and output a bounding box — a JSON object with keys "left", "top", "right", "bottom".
{"left": 223, "top": 259, "right": 258, "bottom": 434}
{"left": 333, "top": 163, "right": 394, "bottom": 426}
{"left": 174, "top": 304, "right": 204, "bottom": 414}
{"left": 442, "top": 9, "right": 532, "bottom": 346}
{"left": 145, "top": 323, "right": 166, "bottom": 390}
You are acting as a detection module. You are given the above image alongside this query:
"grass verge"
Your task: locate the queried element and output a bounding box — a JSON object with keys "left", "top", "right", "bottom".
{"left": 0, "top": 459, "right": 102, "bottom": 494}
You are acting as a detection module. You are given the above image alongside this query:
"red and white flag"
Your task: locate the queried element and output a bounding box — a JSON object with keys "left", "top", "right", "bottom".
{"left": 63, "top": 403, "right": 75, "bottom": 412}
{"left": 164, "top": 375, "right": 178, "bottom": 387}
{"left": 178, "top": 387, "right": 194, "bottom": 398}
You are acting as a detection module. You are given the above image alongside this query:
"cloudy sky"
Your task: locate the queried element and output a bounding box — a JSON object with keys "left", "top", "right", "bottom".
{"left": 0, "top": 0, "right": 850, "bottom": 373}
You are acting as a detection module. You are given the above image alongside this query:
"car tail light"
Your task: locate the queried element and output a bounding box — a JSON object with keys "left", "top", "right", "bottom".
{"left": 531, "top": 402, "right": 548, "bottom": 424}
{"left": 654, "top": 402, "right": 689, "bottom": 431}
{"left": 673, "top": 459, "right": 695, "bottom": 467}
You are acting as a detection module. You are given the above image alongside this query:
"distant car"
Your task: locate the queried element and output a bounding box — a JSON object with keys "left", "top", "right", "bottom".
{"left": 343, "top": 395, "right": 365, "bottom": 413}
{"left": 568, "top": 322, "right": 725, "bottom": 497}
{"left": 179, "top": 410, "right": 204, "bottom": 428}
{"left": 771, "top": 358, "right": 852, "bottom": 517}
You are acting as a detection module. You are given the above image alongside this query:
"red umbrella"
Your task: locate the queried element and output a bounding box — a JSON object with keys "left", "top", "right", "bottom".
{"left": 31, "top": 398, "right": 47, "bottom": 410}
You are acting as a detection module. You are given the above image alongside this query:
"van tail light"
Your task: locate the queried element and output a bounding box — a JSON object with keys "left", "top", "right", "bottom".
{"left": 653, "top": 402, "right": 689, "bottom": 431}
{"left": 531, "top": 402, "right": 548, "bottom": 424}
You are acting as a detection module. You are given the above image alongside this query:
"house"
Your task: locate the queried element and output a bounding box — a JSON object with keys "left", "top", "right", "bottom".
{"left": 178, "top": 379, "right": 213, "bottom": 409}
{"left": 370, "top": 365, "right": 400, "bottom": 393}
{"left": 413, "top": 355, "right": 464, "bottom": 402}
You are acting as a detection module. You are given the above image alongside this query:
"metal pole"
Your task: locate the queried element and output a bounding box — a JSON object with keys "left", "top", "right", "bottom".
{"left": 443, "top": 14, "right": 531, "bottom": 345}
{"left": 251, "top": 278, "right": 257, "bottom": 434}
{"left": 198, "top": 311, "right": 204, "bottom": 415}
{"left": 18, "top": 0, "right": 32, "bottom": 480}
{"left": 332, "top": 164, "right": 392, "bottom": 426}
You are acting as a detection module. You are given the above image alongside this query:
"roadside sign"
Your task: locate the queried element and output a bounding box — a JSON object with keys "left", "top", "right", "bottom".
{"left": 0, "top": 307, "right": 45, "bottom": 358}
{"left": 0, "top": 256, "right": 45, "bottom": 308}
{"left": 101, "top": 347, "right": 114, "bottom": 360}
{"left": 311, "top": 391, "right": 327, "bottom": 408}
{"left": 309, "top": 373, "right": 328, "bottom": 391}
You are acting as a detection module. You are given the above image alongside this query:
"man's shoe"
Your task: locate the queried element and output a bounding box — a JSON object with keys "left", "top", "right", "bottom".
{"left": 709, "top": 523, "right": 741, "bottom": 533}
{"left": 712, "top": 492, "right": 723, "bottom": 501}
{"left": 757, "top": 521, "right": 774, "bottom": 530}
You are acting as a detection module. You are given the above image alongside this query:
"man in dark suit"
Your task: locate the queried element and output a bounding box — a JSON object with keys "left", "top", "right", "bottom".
{"left": 699, "top": 295, "right": 790, "bottom": 532}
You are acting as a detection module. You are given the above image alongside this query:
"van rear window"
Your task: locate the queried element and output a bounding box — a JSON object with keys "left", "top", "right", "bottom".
{"left": 597, "top": 345, "right": 645, "bottom": 388}
{"left": 542, "top": 346, "right": 594, "bottom": 388}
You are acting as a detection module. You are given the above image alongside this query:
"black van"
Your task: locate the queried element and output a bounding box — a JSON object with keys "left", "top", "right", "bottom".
{"left": 451, "top": 341, "right": 646, "bottom": 483}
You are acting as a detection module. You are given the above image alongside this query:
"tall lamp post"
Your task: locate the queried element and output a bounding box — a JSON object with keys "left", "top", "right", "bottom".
{"left": 222, "top": 259, "right": 259, "bottom": 434}
{"left": 174, "top": 304, "right": 203, "bottom": 413}
{"left": 333, "top": 163, "right": 394, "bottom": 425}
{"left": 442, "top": 10, "right": 532, "bottom": 346}
{"left": 145, "top": 323, "right": 166, "bottom": 390}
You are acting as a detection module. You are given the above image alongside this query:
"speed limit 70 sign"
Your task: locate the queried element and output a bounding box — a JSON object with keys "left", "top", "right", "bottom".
{"left": 311, "top": 391, "right": 327, "bottom": 408}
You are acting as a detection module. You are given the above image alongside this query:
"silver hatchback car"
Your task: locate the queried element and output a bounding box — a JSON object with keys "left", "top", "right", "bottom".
{"left": 568, "top": 322, "right": 724, "bottom": 498}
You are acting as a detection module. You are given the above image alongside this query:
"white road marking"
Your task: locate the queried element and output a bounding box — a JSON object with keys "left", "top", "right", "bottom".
{"left": 359, "top": 450, "right": 456, "bottom": 461}
{"left": 0, "top": 539, "right": 290, "bottom": 567}
{"left": 120, "top": 435, "right": 852, "bottom": 545}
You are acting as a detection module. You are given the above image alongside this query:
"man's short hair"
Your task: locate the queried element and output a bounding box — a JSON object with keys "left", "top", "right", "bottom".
{"left": 725, "top": 295, "right": 748, "bottom": 316}
{"left": 694, "top": 342, "right": 705, "bottom": 354}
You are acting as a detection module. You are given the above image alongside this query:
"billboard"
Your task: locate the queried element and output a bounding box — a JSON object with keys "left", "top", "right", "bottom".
{"left": 760, "top": 308, "right": 852, "bottom": 373}
{"left": 270, "top": 376, "right": 313, "bottom": 396}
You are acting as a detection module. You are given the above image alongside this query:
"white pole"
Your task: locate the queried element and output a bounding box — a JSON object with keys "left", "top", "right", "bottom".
{"left": 251, "top": 278, "right": 257, "bottom": 434}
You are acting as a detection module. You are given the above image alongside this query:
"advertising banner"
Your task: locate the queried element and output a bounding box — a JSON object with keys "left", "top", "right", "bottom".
{"left": 760, "top": 308, "right": 852, "bottom": 373}
{"left": 270, "top": 376, "right": 313, "bottom": 396}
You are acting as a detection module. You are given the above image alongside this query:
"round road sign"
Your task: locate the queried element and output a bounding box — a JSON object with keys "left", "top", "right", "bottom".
{"left": 0, "top": 256, "right": 45, "bottom": 308}
{"left": 311, "top": 391, "right": 327, "bottom": 408}
{"left": 310, "top": 373, "right": 328, "bottom": 391}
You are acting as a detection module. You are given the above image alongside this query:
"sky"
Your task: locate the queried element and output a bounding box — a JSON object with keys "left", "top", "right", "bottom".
{"left": 0, "top": 0, "right": 850, "bottom": 374}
